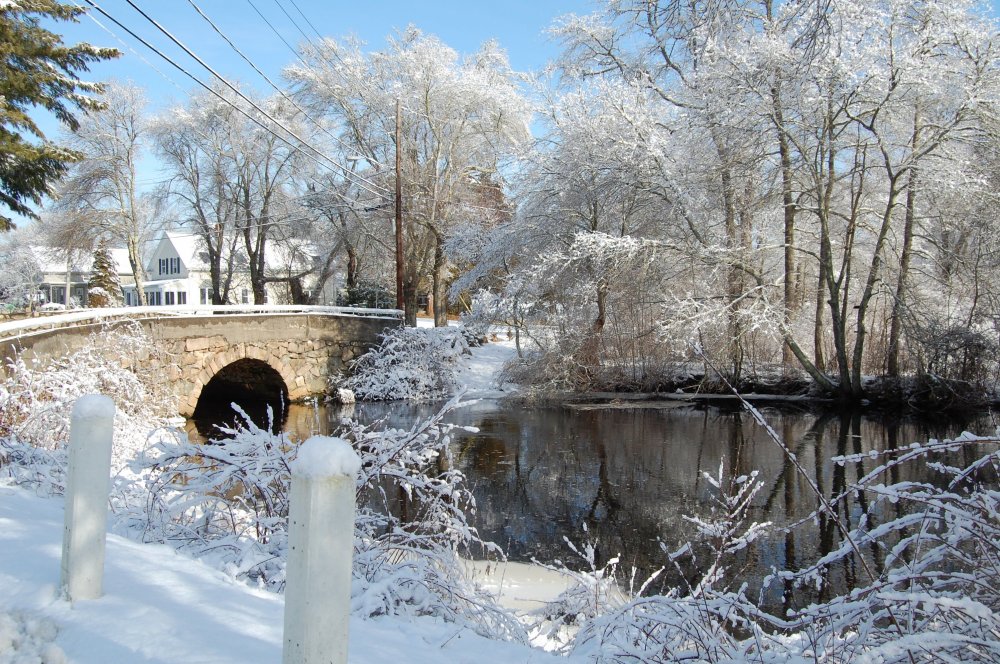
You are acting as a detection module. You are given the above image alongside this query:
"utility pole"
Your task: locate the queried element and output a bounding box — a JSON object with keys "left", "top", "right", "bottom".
{"left": 394, "top": 98, "right": 405, "bottom": 315}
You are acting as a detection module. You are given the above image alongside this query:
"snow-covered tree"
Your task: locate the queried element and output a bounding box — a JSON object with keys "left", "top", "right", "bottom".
{"left": 287, "top": 28, "right": 532, "bottom": 325}
{"left": 501, "top": 0, "right": 1000, "bottom": 397}
{"left": 0, "top": 229, "right": 42, "bottom": 310}
{"left": 155, "top": 84, "right": 304, "bottom": 304}
{"left": 87, "top": 240, "right": 122, "bottom": 307}
{"left": 45, "top": 81, "right": 153, "bottom": 304}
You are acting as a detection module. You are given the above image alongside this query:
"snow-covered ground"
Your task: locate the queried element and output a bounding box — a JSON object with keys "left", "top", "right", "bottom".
{"left": 0, "top": 481, "right": 582, "bottom": 664}
{"left": 455, "top": 336, "right": 519, "bottom": 399}
{"left": 415, "top": 315, "right": 521, "bottom": 398}
{"left": 0, "top": 333, "right": 582, "bottom": 664}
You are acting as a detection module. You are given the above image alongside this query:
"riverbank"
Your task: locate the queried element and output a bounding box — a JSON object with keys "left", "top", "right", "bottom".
{"left": 487, "top": 345, "right": 997, "bottom": 414}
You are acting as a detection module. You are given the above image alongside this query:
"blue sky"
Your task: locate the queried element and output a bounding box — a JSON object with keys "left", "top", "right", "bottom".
{"left": 26, "top": 1, "right": 591, "bottom": 197}
{"left": 52, "top": 1, "right": 590, "bottom": 120}
{"left": 32, "top": 0, "right": 1000, "bottom": 201}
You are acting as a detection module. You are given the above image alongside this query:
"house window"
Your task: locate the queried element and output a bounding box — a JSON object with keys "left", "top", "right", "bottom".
{"left": 165, "top": 292, "right": 175, "bottom": 305}
{"left": 171, "top": 257, "right": 180, "bottom": 274}
{"left": 178, "top": 292, "right": 187, "bottom": 305}
{"left": 200, "top": 288, "right": 214, "bottom": 305}
{"left": 241, "top": 289, "right": 249, "bottom": 304}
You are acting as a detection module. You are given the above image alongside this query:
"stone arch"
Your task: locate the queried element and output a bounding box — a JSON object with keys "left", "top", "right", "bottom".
{"left": 184, "top": 343, "right": 299, "bottom": 416}
{"left": 191, "top": 357, "right": 289, "bottom": 429}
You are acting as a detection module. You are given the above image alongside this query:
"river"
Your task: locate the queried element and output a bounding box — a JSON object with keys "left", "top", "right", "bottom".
{"left": 188, "top": 396, "right": 997, "bottom": 611}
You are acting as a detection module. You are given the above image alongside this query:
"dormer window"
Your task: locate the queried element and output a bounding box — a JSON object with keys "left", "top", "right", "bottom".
{"left": 157, "top": 257, "right": 182, "bottom": 275}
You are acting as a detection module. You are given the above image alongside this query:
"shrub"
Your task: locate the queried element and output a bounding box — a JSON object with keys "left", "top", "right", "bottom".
{"left": 0, "top": 321, "right": 173, "bottom": 474}
{"left": 342, "top": 326, "right": 470, "bottom": 401}
{"left": 140, "top": 397, "right": 525, "bottom": 643}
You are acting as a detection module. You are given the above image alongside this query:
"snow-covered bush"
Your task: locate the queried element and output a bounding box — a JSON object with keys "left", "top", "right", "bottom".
{"left": 140, "top": 397, "right": 525, "bottom": 643}
{"left": 0, "top": 322, "right": 174, "bottom": 475}
{"left": 529, "top": 525, "right": 641, "bottom": 651}
{"left": 565, "top": 428, "right": 1000, "bottom": 663}
{"left": 0, "top": 437, "right": 67, "bottom": 496}
{"left": 342, "top": 326, "right": 470, "bottom": 401}
{"left": 772, "top": 434, "right": 1000, "bottom": 662}
{"left": 140, "top": 406, "right": 293, "bottom": 584}
{"left": 86, "top": 286, "right": 121, "bottom": 308}
{"left": 568, "top": 462, "right": 771, "bottom": 661}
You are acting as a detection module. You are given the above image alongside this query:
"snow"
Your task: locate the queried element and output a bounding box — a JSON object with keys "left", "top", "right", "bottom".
{"left": 455, "top": 335, "right": 519, "bottom": 398}
{"left": 464, "top": 560, "right": 574, "bottom": 614}
{"left": 70, "top": 395, "right": 115, "bottom": 422}
{"left": 291, "top": 436, "right": 361, "bottom": 478}
{"left": 0, "top": 482, "right": 580, "bottom": 664}
{"left": 413, "top": 317, "right": 520, "bottom": 398}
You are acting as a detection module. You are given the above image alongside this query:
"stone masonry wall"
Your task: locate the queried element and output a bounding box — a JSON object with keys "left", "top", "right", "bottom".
{"left": 0, "top": 313, "right": 399, "bottom": 416}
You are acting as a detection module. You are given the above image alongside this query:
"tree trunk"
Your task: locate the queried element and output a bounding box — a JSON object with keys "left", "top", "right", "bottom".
{"left": 886, "top": 176, "right": 916, "bottom": 378}
{"left": 126, "top": 238, "right": 146, "bottom": 306}
{"left": 345, "top": 245, "right": 358, "bottom": 290}
{"left": 813, "top": 257, "right": 826, "bottom": 370}
{"left": 850, "top": 182, "right": 901, "bottom": 394}
{"left": 402, "top": 267, "right": 418, "bottom": 327}
{"left": 432, "top": 238, "right": 448, "bottom": 327}
{"left": 594, "top": 281, "right": 607, "bottom": 335}
{"left": 772, "top": 79, "right": 798, "bottom": 370}
{"left": 288, "top": 277, "right": 308, "bottom": 304}
{"left": 64, "top": 259, "right": 72, "bottom": 306}
{"left": 887, "top": 112, "right": 921, "bottom": 378}
{"left": 714, "top": 134, "right": 743, "bottom": 382}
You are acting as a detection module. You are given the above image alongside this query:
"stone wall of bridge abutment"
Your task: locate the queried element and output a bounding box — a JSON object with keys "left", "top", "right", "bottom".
{"left": 0, "top": 305, "right": 402, "bottom": 416}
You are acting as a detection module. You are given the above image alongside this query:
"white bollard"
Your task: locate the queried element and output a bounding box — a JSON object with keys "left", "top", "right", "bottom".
{"left": 283, "top": 436, "right": 360, "bottom": 664}
{"left": 60, "top": 394, "right": 116, "bottom": 603}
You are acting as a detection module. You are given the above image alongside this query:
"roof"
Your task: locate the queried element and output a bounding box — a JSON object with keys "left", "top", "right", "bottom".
{"left": 31, "top": 246, "right": 133, "bottom": 276}
{"left": 162, "top": 231, "right": 209, "bottom": 270}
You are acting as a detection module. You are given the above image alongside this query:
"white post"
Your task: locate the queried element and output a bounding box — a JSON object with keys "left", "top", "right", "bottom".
{"left": 60, "top": 394, "right": 116, "bottom": 603}
{"left": 283, "top": 436, "right": 360, "bottom": 664}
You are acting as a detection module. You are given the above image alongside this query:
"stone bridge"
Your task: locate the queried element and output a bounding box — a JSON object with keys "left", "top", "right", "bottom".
{"left": 0, "top": 305, "right": 401, "bottom": 416}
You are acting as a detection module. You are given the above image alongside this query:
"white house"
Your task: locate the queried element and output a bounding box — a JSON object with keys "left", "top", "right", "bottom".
{"left": 124, "top": 231, "right": 341, "bottom": 307}
{"left": 33, "top": 245, "right": 134, "bottom": 306}
{"left": 125, "top": 232, "right": 217, "bottom": 306}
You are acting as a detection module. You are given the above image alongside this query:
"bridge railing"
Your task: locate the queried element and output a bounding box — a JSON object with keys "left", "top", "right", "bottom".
{"left": 0, "top": 304, "right": 404, "bottom": 341}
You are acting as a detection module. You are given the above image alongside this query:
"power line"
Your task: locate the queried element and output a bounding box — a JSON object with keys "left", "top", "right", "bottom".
{"left": 77, "top": 3, "right": 515, "bottom": 225}
{"left": 75, "top": 0, "right": 401, "bottom": 235}
{"left": 286, "top": 0, "right": 325, "bottom": 43}
{"left": 245, "top": 0, "right": 303, "bottom": 64}
{"left": 271, "top": 0, "right": 315, "bottom": 50}
{"left": 74, "top": 2, "right": 340, "bottom": 200}
{"left": 184, "top": 0, "right": 385, "bottom": 170}
{"left": 87, "top": 0, "right": 392, "bottom": 203}
{"left": 81, "top": 2, "right": 328, "bottom": 183}
{"left": 119, "top": 0, "right": 392, "bottom": 199}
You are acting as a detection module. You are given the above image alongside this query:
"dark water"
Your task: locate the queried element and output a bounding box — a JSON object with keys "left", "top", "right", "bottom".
{"left": 190, "top": 397, "right": 998, "bottom": 609}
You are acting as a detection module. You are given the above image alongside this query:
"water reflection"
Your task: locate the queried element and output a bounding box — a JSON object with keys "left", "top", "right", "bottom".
{"left": 191, "top": 397, "right": 997, "bottom": 609}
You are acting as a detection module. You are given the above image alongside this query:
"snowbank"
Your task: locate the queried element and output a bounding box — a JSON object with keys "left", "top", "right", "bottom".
{"left": 0, "top": 482, "right": 580, "bottom": 663}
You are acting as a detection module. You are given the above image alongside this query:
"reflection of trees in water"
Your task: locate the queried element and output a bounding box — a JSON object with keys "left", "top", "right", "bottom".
{"left": 279, "top": 400, "right": 994, "bottom": 612}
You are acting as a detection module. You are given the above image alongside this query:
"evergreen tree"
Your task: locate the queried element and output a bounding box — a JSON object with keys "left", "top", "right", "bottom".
{"left": 87, "top": 241, "right": 122, "bottom": 307}
{"left": 0, "top": 2, "right": 117, "bottom": 230}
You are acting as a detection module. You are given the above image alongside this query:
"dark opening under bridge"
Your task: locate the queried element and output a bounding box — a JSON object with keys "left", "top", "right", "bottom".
{"left": 0, "top": 305, "right": 401, "bottom": 416}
